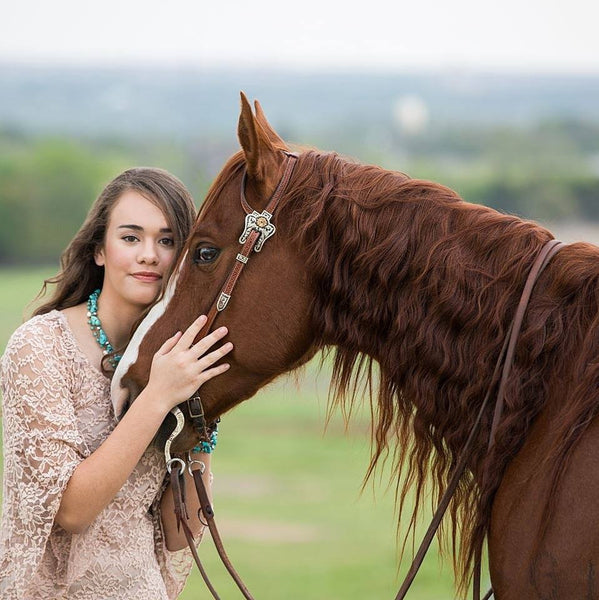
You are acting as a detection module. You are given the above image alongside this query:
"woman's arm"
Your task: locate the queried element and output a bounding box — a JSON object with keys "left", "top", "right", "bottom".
{"left": 55, "top": 388, "right": 169, "bottom": 532}
{"left": 55, "top": 316, "right": 231, "bottom": 533}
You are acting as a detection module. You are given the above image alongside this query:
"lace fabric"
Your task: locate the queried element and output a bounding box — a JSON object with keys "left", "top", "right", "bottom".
{"left": 0, "top": 310, "right": 196, "bottom": 599}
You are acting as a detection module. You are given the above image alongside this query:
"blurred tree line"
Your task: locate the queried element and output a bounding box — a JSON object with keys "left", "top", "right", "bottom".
{"left": 0, "top": 130, "right": 219, "bottom": 265}
{"left": 0, "top": 117, "right": 598, "bottom": 265}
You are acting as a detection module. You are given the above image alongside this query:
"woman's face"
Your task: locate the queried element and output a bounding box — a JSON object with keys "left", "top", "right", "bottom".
{"left": 95, "top": 190, "right": 177, "bottom": 309}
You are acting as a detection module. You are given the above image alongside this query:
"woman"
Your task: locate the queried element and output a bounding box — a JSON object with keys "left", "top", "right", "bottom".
{"left": 0, "top": 167, "right": 232, "bottom": 599}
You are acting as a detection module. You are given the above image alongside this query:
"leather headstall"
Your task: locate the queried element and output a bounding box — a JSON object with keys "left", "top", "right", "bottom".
{"left": 165, "top": 150, "right": 299, "bottom": 600}
{"left": 185, "top": 151, "right": 298, "bottom": 440}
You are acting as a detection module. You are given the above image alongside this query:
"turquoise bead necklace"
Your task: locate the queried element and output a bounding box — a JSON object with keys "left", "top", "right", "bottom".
{"left": 193, "top": 427, "right": 218, "bottom": 454}
{"left": 87, "top": 289, "right": 122, "bottom": 369}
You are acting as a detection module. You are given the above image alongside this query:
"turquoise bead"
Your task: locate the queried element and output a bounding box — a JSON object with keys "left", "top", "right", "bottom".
{"left": 192, "top": 427, "right": 219, "bottom": 454}
{"left": 86, "top": 289, "right": 121, "bottom": 369}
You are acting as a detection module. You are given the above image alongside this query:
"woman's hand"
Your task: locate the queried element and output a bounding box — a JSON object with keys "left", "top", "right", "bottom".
{"left": 56, "top": 315, "right": 229, "bottom": 533}
{"left": 145, "top": 315, "right": 232, "bottom": 413}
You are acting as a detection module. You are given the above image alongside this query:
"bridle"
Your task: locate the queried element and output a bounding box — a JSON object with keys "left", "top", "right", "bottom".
{"left": 164, "top": 151, "right": 299, "bottom": 600}
{"left": 162, "top": 149, "right": 566, "bottom": 600}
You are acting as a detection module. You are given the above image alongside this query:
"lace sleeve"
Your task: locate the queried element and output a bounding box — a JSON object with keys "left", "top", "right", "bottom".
{"left": 0, "top": 317, "right": 88, "bottom": 597}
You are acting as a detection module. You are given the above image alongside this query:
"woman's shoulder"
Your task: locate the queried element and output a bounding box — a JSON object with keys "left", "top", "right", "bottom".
{"left": 3, "top": 310, "right": 69, "bottom": 360}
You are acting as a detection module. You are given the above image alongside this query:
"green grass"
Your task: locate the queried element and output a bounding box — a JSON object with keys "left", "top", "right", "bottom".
{"left": 0, "top": 267, "right": 479, "bottom": 599}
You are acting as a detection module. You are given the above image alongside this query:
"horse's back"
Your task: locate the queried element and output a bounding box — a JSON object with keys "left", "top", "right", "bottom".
{"left": 490, "top": 407, "right": 599, "bottom": 599}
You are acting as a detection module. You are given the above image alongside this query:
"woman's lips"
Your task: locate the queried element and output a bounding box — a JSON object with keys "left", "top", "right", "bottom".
{"left": 131, "top": 272, "right": 162, "bottom": 282}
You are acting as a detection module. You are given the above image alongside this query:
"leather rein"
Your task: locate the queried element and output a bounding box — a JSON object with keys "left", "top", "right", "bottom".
{"left": 162, "top": 149, "right": 566, "bottom": 600}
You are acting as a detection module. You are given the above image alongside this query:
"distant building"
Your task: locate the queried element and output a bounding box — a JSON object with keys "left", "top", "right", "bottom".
{"left": 392, "top": 95, "right": 429, "bottom": 135}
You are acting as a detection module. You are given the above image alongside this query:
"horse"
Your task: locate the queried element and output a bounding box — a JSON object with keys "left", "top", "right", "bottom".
{"left": 112, "top": 93, "right": 599, "bottom": 599}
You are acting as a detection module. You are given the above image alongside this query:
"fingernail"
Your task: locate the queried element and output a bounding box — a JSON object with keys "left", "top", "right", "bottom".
{"left": 198, "top": 315, "right": 207, "bottom": 322}
{"left": 218, "top": 326, "right": 228, "bottom": 334}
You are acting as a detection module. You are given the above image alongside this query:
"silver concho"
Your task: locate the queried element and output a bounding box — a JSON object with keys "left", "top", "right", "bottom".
{"left": 217, "top": 292, "right": 231, "bottom": 312}
{"left": 239, "top": 210, "right": 275, "bottom": 252}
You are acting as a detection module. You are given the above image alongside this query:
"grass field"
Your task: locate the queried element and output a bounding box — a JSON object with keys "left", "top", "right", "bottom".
{"left": 0, "top": 267, "right": 467, "bottom": 599}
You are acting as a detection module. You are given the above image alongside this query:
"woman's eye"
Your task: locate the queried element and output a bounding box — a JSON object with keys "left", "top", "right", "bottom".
{"left": 193, "top": 246, "right": 220, "bottom": 264}
{"left": 122, "top": 235, "right": 138, "bottom": 243}
{"left": 160, "top": 238, "right": 175, "bottom": 247}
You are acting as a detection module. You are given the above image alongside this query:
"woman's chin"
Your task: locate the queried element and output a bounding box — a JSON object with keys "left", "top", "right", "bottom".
{"left": 127, "top": 282, "right": 162, "bottom": 306}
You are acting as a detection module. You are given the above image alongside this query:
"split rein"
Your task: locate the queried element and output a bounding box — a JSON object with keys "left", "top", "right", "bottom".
{"left": 160, "top": 150, "right": 566, "bottom": 599}
{"left": 395, "top": 237, "right": 565, "bottom": 600}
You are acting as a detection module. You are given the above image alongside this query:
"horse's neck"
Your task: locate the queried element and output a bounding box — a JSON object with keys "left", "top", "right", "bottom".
{"left": 307, "top": 170, "right": 552, "bottom": 410}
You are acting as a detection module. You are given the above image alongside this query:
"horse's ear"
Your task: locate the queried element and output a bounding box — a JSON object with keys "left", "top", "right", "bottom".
{"left": 254, "top": 100, "right": 286, "bottom": 148}
{"left": 238, "top": 92, "right": 276, "bottom": 180}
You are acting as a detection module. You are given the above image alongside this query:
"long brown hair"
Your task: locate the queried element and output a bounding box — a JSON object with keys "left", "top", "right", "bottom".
{"left": 32, "top": 167, "right": 196, "bottom": 317}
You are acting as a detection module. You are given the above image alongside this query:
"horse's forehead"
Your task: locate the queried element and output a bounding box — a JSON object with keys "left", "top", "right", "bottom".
{"left": 195, "top": 169, "right": 247, "bottom": 233}
{"left": 194, "top": 203, "right": 244, "bottom": 241}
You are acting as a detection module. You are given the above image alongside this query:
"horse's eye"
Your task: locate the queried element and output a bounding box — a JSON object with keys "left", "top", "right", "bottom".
{"left": 193, "top": 246, "right": 220, "bottom": 264}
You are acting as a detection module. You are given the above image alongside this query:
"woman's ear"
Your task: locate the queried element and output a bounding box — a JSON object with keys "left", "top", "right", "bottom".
{"left": 94, "top": 247, "right": 105, "bottom": 267}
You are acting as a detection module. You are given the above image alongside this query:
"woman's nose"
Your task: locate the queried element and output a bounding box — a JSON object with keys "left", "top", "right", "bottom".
{"left": 137, "top": 241, "right": 159, "bottom": 264}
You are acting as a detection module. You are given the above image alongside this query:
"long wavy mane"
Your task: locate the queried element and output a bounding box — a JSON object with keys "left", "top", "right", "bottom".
{"left": 269, "top": 150, "right": 599, "bottom": 590}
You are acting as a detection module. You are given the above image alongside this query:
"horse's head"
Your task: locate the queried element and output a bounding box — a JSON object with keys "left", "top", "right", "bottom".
{"left": 112, "top": 93, "right": 318, "bottom": 450}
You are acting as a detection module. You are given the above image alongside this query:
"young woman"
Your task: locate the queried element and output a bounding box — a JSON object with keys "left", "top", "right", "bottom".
{"left": 0, "top": 167, "right": 232, "bottom": 599}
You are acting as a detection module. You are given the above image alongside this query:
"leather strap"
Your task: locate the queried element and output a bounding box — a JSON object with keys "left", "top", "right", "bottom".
{"left": 192, "top": 152, "right": 298, "bottom": 347}
{"left": 241, "top": 151, "right": 298, "bottom": 216}
{"left": 487, "top": 239, "right": 565, "bottom": 451}
{"left": 172, "top": 152, "right": 298, "bottom": 600}
{"left": 187, "top": 395, "right": 207, "bottom": 437}
{"left": 471, "top": 239, "right": 565, "bottom": 600}
{"left": 192, "top": 467, "right": 256, "bottom": 600}
{"left": 395, "top": 331, "right": 511, "bottom": 599}
{"left": 170, "top": 464, "right": 221, "bottom": 599}
{"left": 395, "top": 239, "right": 565, "bottom": 600}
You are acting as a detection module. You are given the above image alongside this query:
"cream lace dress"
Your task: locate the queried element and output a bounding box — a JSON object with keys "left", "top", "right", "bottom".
{"left": 0, "top": 310, "right": 196, "bottom": 599}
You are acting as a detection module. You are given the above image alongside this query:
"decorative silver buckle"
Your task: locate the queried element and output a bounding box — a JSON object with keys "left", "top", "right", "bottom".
{"left": 239, "top": 210, "right": 276, "bottom": 252}
{"left": 166, "top": 457, "right": 186, "bottom": 475}
{"left": 217, "top": 292, "right": 230, "bottom": 312}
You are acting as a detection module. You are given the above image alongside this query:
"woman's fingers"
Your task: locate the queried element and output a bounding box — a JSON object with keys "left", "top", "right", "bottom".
{"left": 189, "top": 326, "right": 229, "bottom": 359}
{"left": 157, "top": 331, "right": 182, "bottom": 355}
{"left": 147, "top": 320, "right": 232, "bottom": 409}
{"left": 177, "top": 314, "right": 208, "bottom": 349}
{"left": 197, "top": 362, "right": 231, "bottom": 386}
{"left": 196, "top": 341, "right": 234, "bottom": 370}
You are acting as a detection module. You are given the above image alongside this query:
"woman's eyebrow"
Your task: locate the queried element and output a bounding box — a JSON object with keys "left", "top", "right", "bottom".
{"left": 117, "top": 224, "right": 173, "bottom": 233}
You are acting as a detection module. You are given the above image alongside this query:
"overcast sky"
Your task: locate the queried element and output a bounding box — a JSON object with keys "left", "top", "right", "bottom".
{"left": 2, "top": 0, "right": 598, "bottom": 73}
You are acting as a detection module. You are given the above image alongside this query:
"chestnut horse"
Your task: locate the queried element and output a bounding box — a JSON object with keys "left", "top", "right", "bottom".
{"left": 113, "top": 94, "right": 599, "bottom": 599}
